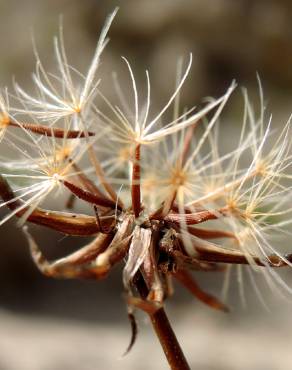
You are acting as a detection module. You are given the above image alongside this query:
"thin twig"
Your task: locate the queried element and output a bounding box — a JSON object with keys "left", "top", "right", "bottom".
{"left": 10, "top": 121, "right": 95, "bottom": 138}
{"left": 62, "top": 180, "right": 121, "bottom": 210}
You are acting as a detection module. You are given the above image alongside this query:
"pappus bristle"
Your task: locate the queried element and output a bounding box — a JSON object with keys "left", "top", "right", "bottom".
{"left": 13, "top": 8, "right": 119, "bottom": 126}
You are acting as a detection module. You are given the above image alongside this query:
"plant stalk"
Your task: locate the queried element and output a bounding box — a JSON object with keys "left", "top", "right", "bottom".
{"left": 132, "top": 144, "right": 141, "bottom": 218}
{"left": 136, "top": 273, "right": 190, "bottom": 370}
{"left": 149, "top": 308, "right": 190, "bottom": 370}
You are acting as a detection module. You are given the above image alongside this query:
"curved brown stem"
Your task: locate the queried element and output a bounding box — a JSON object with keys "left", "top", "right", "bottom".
{"left": 85, "top": 135, "right": 122, "bottom": 207}
{"left": 62, "top": 180, "right": 121, "bottom": 210}
{"left": 174, "top": 270, "right": 229, "bottom": 312}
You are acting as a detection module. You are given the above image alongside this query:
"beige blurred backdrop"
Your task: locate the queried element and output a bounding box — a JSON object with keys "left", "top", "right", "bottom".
{"left": 1, "top": 1, "right": 292, "bottom": 369}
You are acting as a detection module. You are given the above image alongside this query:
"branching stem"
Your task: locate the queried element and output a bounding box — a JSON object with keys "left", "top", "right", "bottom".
{"left": 87, "top": 142, "right": 122, "bottom": 206}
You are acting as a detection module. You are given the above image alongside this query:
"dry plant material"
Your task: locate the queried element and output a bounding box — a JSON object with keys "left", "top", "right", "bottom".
{"left": 1, "top": 8, "right": 292, "bottom": 370}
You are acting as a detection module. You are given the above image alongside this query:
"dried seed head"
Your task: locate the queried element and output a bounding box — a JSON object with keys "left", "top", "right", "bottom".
{"left": 1, "top": 9, "right": 292, "bottom": 317}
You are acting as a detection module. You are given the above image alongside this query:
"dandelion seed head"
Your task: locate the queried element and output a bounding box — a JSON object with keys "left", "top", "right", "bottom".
{"left": 2, "top": 9, "right": 292, "bottom": 316}
{"left": 13, "top": 8, "right": 119, "bottom": 125}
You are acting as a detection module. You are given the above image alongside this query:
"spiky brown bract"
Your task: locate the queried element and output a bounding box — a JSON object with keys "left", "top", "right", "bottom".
{"left": 2, "top": 8, "right": 292, "bottom": 370}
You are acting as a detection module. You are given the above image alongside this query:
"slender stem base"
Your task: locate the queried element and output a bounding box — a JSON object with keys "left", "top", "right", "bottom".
{"left": 150, "top": 308, "right": 190, "bottom": 370}
{"left": 136, "top": 273, "right": 190, "bottom": 370}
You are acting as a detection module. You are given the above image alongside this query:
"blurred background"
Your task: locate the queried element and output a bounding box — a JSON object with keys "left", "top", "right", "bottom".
{"left": 1, "top": 1, "right": 292, "bottom": 369}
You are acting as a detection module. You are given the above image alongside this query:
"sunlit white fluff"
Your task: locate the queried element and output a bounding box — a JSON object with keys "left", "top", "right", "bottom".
{"left": 13, "top": 8, "right": 118, "bottom": 123}
{"left": 0, "top": 124, "right": 104, "bottom": 226}
{"left": 95, "top": 54, "right": 236, "bottom": 145}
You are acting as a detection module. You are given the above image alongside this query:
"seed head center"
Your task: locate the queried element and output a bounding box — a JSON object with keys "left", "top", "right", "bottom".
{"left": 0, "top": 114, "right": 10, "bottom": 128}
{"left": 171, "top": 169, "right": 187, "bottom": 187}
